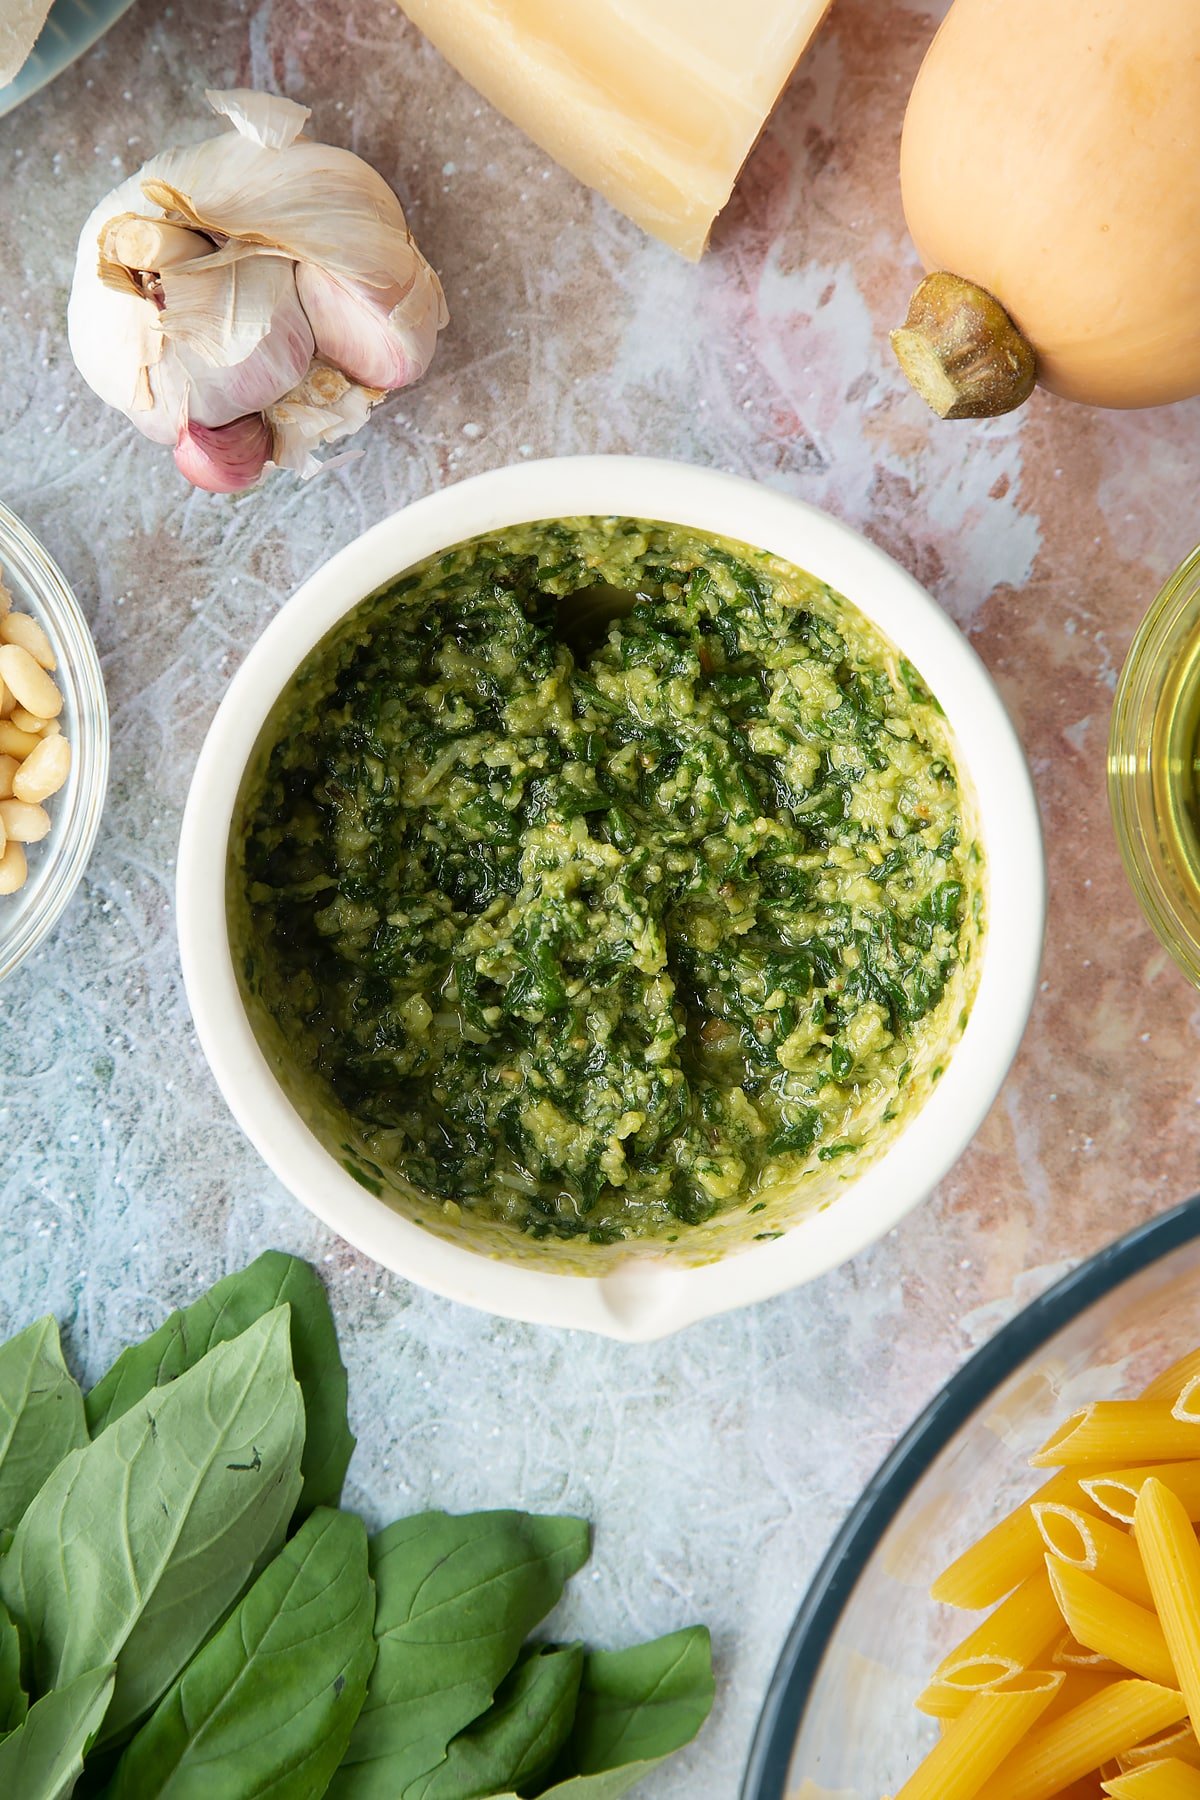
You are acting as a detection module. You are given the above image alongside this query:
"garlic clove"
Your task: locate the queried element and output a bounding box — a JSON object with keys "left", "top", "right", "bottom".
{"left": 174, "top": 413, "right": 273, "bottom": 492}
{"left": 99, "top": 216, "right": 213, "bottom": 302}
{"left": 295, "top": 263, "right": 447, "bottom": 391}
{"left": 159, "top": 251, "right": 315, "bottom": 410}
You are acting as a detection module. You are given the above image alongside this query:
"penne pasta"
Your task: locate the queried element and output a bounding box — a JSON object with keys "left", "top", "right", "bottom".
{"left": 938, "top": 1361, "right": 1200, "bottom": 1614}
{"left": 1118, "top": 1724, "right": 1200, "bottom": 1771}
{"left": 1101, "top": 1758, "right": 1200, "bottom": 1797}
{"left": 1135, "top": 1480, "right": 1200, "bottom": 1737}
{"left": 921, "top": 1657, "right": 1115, "bottom": 1725}
{"left": 1141, "top": 1350, "right": 1200, "bottom": 1405}
{"left": 894, "top": 1671, "right": 1064, "bottom": 1800}
{"left": 896, "top": 1347, "right": 1200, "bottom": 1800}
{"left": 1040, "top": 1667, "right": 1133, "bottom": 1723}
{"left": 1083, "top": 1465, "right": 1200, "bottom": 1529}
{"left": 1045, "top": 1558, "right": 1179, "bottom": 1688}
{"left": 971, "top": 1680, "right": 1189, "bottom": 1800}
{"left": 1051, "top": 1630, "right": 1124, "bottom": 1673}
{"left": 931, "top": 1568, "right": 1064, "bottom": 1687}
{"left": 1031, "top": 1406, "right": 1200, "bottom": 1471}
{"left": 1035, "top": 1504, "right": 1157, "bottom": 1608}
{"left": 916, "top": 1656, "right": 1022, "bottom": 1720}
{"left": 933, "top": 1472, "right": 1099, "bottom": 1611}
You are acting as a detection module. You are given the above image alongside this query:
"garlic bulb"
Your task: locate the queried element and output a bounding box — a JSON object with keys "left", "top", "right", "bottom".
{"left": 67, "top": 89, "right": 448, "bottom": 492}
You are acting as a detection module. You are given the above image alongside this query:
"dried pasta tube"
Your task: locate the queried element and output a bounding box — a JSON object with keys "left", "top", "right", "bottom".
{"left": 895, "top": 1670, "right": 1063, "bottom": 1800}
{"left": 1046, "top": 1558, "right": 1177, "bottom": 1688}
{"left": 1051, "top": 1629, "right": 1123, "bottom": 1673}
{"left": 1040, "top": 1666, "right": 1129, "bottom": 1722}
{"left": 1118, "top": 1724, "right": 1200, "bottom": 1771}
{"left": 1102, "top": 1757, "right": 1200, "bottom": 1796}
{"left": 972, "top": 1681, "right": 1188, "bottom": 1800}
{"left": 1142, "top": 1350, "right": 1200, "bottom": 1404}
{"left": 1084, "top": 1465, "right": 1200, "bottom": 1528}
{"left": 1034, "top": 1504, "right": 1156, "bottom": 1607}
{"left": 1031, "top": 1406, "right": 1200, "bottom": 1470}
{"left": 920, "top": 1658, "right": 1113, "bottom": 1727}
{"left": 934, "top": 1472, "right": 1102, "bottom": 1611}
{"left": 1135, "top": 1479, "right": 1200, "bottom": 1734}
{"left": 930, "top": 1568, "right": 1064, "bottom": 1688}
{"left": 916, "top": 1656, "right": 1021, "bottom": 1720}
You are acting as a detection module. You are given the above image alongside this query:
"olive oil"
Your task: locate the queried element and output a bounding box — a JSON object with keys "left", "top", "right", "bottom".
{"left": 1110, "top": 544, "right": 1200, "bottom": 992}
{"left": 1153, "top": 622, "right": 1200, "bottom": 909}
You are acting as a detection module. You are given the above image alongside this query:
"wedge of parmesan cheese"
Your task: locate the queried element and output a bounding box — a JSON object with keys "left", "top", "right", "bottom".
{"left": 0, "top": 0, "right": 53, "bottom": 86}
{"left": 399, "top": 0, "right": 835, "bottom": 257}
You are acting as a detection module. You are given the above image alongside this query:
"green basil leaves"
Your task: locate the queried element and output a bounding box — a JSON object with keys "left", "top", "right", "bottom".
{"left": 0, "top": 1256, "right": 713, "bottom": 1798}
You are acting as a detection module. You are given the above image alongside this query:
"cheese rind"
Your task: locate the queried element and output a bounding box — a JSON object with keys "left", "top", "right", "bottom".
{"left": 0, "top": 0, "right": 54, "bottom": 87}
{"left": 399, "top": 0, "right": 835, "bottom": 257}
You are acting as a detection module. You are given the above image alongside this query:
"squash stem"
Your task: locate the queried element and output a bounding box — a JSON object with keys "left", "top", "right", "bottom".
{"left": 891, "top": 272, "right": 1037, "bottom": 419}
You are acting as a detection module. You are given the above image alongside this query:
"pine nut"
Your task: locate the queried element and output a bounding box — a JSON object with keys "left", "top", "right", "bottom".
{"left": 0, "top": 646, "right": 61, "bottom": 719}
{"left": 0, "top": 583, "right": 75, "bottom": 897}
{"left": 0, "top": 840, "right": 26, "bottom": 894}
{"left": 0, "top": 612, "right": 55, "bottom": 669}
{"left": 9, "top": 706, "right": 50, "bottom": 734}
{"left": 13, "top": 736, "right": 70, "bottom": 804}
{"left": 0, "top": 798, "right": 50, "bottom": 843}
{"left": 0, "top": 721, "right": 39, "bottom": 759}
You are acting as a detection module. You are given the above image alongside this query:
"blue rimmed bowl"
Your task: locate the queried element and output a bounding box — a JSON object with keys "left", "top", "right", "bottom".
{"left": 742, "top": 1197, "right": 1200, "bottom": 1797}
{"left": 0, "top": 0, "right": 137, "bottom": 118}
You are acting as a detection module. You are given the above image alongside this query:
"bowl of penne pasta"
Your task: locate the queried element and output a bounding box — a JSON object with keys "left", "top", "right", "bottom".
{"left": 742, "top": 1196, "right": 1200, "bottom": 1800}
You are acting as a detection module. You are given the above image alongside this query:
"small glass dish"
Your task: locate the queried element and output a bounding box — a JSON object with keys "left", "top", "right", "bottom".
{"left": 0, "top": 502, "right": 108, "bottom": 983}
{"left": 1109, "top": 544, "right": 1200, "bottom": 988}
{"left": 741, "top": 1196, "right": 1200, "bottom": 1798}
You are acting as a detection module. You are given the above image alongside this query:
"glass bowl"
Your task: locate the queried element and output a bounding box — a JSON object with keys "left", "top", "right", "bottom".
{"left": 0, "top": 502, "right": 109, "bottom": 982}
{"left": 741, "top": 1195, "right": 1200, "bottom": 1798}
{"left": 1109, "top": 544, "right": 1200, "bottom": 988}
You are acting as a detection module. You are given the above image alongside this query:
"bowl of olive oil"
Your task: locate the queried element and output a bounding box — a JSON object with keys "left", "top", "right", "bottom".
{"left": 1110, "top": 545, "right": 1200, "bottom": 988}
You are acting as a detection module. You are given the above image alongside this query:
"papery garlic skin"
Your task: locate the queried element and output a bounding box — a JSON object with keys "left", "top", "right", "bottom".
{"left": 67, "top": 89, "right": 447, "bottom": 489}
{"left": 266, "top": 366, "right": 385, "bottom": 476}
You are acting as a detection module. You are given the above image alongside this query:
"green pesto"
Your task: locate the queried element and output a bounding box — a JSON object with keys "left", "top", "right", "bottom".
{"left": 233, "top": 518, "right": 982, "bottom": 1245}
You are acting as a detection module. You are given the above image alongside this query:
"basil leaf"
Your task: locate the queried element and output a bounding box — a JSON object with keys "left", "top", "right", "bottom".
{"left": 494, "top": 1628, "right": 714, "bottom": 1799}
{"left": 0, "top": 1594, "right": 26, "bottom": 1734}
{"left": 85, "top": 1250, "right": 353, "bottom": 1516}
{"left": 0, "top": 1317, "right": 87, "bottom": 1533}
{"left": 330, "top": 1510, "right": 589, "bottom": 1797}
{"left": 106, "top": 1506, "right": 374, "bottom": 1799}
{"left": 0, "top": 1661, "right": 114, "bottom": 1800}
{"left": 403, "top": 1644, "right": 583, "bottom": 1800}
{"left": 1, "top": 1306, "right": 304, "bottom": 1749}
{"left": 564, "top": 1627, "right": 713, "bottom": 1773}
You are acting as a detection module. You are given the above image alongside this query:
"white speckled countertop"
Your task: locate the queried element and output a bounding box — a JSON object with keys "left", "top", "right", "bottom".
{"left": 4, "top": 0, "right": 1200, "bottom": 1793}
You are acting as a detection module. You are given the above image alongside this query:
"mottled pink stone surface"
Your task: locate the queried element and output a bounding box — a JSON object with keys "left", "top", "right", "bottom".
{"left": 2, "top": 0, "right": 1200, "bottom": 1792}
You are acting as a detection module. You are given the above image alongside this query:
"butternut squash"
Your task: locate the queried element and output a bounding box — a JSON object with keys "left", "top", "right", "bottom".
{"left": 892, "top": 0, "right": 1200, "bottom": 418}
